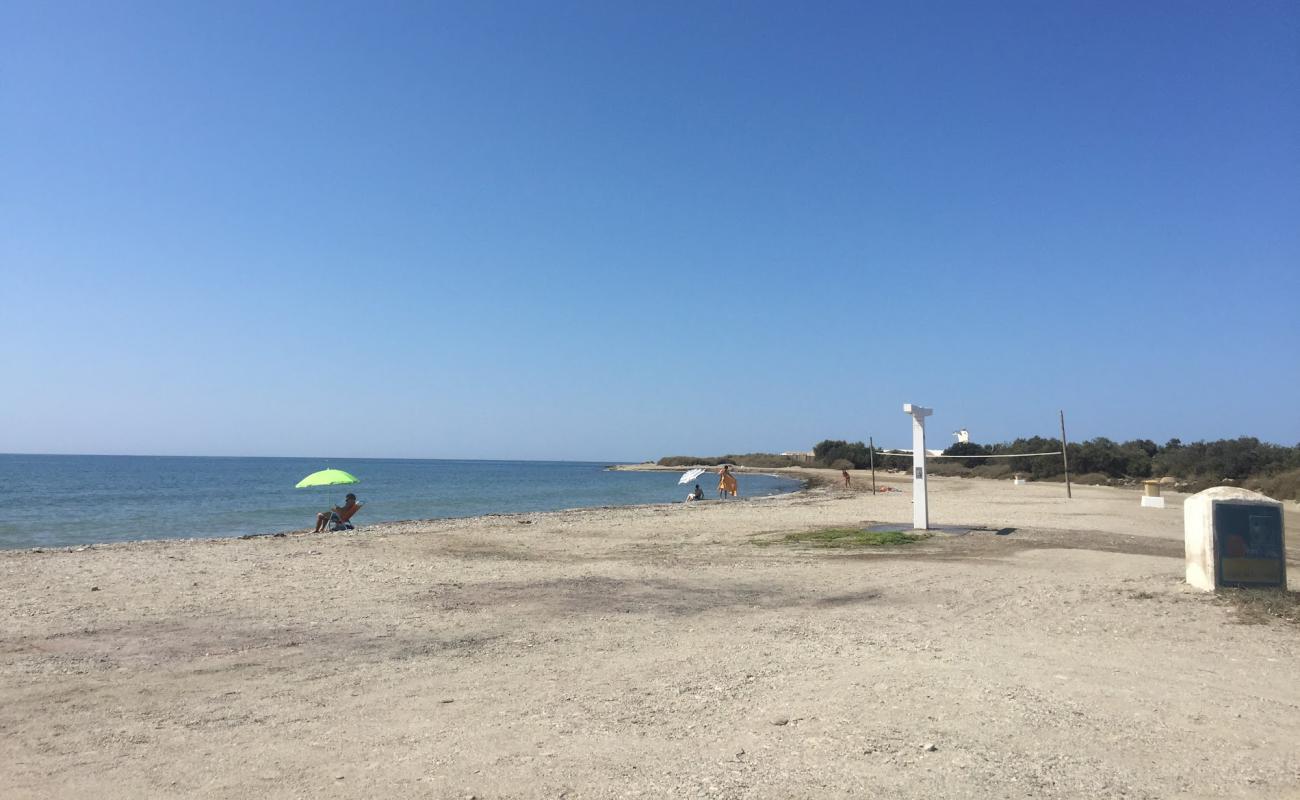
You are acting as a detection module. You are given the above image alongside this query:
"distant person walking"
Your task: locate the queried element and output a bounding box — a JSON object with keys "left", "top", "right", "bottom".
{"left": 717, "top": 465, "right": 738, "bottom": 499}
{"left": 842, "top": 469, "right": 851, "bottom": 488}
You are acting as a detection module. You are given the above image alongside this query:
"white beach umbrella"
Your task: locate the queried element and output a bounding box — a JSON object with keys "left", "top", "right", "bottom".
{"left": 678, "top": 468, "right": 707, "bottom": 485}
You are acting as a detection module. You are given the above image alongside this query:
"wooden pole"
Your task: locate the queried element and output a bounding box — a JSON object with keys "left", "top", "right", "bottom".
{"left": 869, "top": 436, "right": 876, "bottom": 494}
{"left": 1059, "top": 409, "right": 1072, "bottom": 499}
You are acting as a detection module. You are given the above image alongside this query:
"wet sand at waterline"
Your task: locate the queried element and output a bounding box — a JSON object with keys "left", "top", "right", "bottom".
{"left": 3, "top": 473, "right": 1298, "bottom": 799}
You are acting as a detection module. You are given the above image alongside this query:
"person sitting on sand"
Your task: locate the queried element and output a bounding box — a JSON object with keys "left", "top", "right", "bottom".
{"left": 314, "top": 493, "right": 361, "bottom": 533}
{"left": 685, "top": 484, "right": 704, "bottom": 502}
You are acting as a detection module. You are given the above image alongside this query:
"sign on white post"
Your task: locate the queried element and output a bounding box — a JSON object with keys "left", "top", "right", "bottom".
{"left": 903, "top": 403, "right": 933, "bottom": 530}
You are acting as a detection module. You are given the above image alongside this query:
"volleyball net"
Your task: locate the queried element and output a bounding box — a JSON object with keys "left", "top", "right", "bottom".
{"left": 874, "top": 443, "right": 1072, "bottom": 497}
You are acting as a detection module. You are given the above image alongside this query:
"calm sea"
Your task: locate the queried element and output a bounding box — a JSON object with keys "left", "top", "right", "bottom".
{"left": 0, "top": 455, "right": 801, "bottom": 549}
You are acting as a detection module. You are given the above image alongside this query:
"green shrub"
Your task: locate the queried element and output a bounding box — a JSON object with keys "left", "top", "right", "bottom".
{"left": 657, "top": 453, "right": 805, "bottom": 469}
{"left": 813, "top": 440, "right": 909, "bottom": 470}
{"left": 780, "top": 528, "right": 931, "bottom": 548}
{"left": 972, "top": 463, "right": 1015, "bottom": 480}
{"left": 924, "top": 462, "right": 969, "bottom": 477}
{"left": 1248, "top": 468, "right": 1300, "bottom": 502}
{"left": 658, "top": 456, "right": 716, "bottom": 467}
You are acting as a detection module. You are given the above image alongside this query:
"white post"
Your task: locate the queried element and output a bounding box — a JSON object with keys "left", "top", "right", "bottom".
{"left": 903, "top": 403, "right": 933, "bottom": 530}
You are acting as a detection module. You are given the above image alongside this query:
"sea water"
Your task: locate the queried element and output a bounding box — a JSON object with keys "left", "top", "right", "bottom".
{"left": 0, "top": 455, "right": 801, "bottom": 549}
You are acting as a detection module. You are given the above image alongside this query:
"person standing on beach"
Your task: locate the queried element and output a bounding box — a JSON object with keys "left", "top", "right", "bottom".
{"left": 842, "top": 469, "right": 851, "bottom": 488}
{"left": 717, "top": 465, "right": 738, "bottom": 499}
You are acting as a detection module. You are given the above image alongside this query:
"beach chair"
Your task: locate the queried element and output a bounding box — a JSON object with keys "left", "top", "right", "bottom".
{"left": 328, "top": 503, "right": 364, "bottom": 532}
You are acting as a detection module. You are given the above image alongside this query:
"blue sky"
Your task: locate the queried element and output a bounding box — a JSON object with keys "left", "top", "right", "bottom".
{"left": 3, "top": 1, "right": 1297, "bottom": 459}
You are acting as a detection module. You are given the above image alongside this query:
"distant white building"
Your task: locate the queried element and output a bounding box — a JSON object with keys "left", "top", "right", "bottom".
{"left": 780, "top": 450, "right": 815, "bottom": 463}
{"left": 952, "top": 429, "right": 970, "bottom": 444}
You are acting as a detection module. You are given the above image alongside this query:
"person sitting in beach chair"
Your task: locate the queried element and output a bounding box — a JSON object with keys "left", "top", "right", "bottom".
{"left": 314, "top": 493, "right": 363, "bottom": 533}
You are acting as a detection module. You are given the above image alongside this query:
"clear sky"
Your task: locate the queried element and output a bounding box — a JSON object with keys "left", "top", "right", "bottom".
{"left": 3, "top": 1, "right": 1297, "bottom": 460}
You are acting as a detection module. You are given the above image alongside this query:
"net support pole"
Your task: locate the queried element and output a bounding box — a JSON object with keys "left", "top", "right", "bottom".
{"left": 903, "top": 403, "right": 933, "bottom": 530}
{"left": 869, "top": 436, "right": 876, "bottom": 494}
{"left": 1059, "top": 409, "right": 1072, "bottom": 499}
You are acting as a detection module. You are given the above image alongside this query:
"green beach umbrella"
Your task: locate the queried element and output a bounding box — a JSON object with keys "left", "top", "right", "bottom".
{"left": 295, "top": 468, "right": 360, "bottom": 489}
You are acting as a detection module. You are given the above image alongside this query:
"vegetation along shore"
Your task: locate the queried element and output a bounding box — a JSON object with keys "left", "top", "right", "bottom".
{"left": 653, "top": 435, "right": 1300, "bottom": 500}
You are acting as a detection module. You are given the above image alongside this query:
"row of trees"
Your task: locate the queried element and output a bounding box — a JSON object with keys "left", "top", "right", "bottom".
{"left": 813, "top": 436, "right": 1300, "bottom": 485}
{"left": 939, "top": 436, "right": 1300, "bottom": 481}
{"left": 657, "top": 453, "right": 806, "bottom": 468}
{"left": 656, "top": 437, "right": 1300, "bottom": 499}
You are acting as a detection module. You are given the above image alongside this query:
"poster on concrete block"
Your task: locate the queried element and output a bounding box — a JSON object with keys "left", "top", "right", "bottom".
{"left": 1214, "top": 503, "right": 1285, "bottom": 587}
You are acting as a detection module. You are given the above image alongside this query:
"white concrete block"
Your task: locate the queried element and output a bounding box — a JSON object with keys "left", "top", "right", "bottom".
{"left": 1140, "top": 495, "right": 1165, "bottom": 509}
{"left": 1184, "top": 487, "right": 1285, "bottom": 591}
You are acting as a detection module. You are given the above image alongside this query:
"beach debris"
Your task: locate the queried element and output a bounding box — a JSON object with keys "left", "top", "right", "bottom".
{"left": 518, "top": 520, "right": 532, "bottom": 525}
{"left": 90, "top": 586, "right": 99, "bottom": 592}
{"left": 922, "top": 742, "right": 938, "bottom": 752}
{"left": 770, "top": 716, "right": 789, "bottom": 726}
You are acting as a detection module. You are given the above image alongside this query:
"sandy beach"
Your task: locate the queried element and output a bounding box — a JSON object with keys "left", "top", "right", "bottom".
{"left": 3, "top": 472, "right": 1298, "bottom": 799}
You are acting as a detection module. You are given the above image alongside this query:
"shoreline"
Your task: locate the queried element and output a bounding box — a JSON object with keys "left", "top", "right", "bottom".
{"left": 3, "top": 465, "right": 812, "bottom": 554}
{"left": 608, "top": 462, "right": 916, "bottom": 490}
{"left": 5, "top": 469, "right": 818, "bottom": 555}
{"left": 9, "top": 467, "right": 1295, "bottom": 556}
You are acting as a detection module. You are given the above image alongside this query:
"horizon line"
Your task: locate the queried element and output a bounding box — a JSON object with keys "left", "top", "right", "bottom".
{"left": 0, "top": 451, "right": 644, "bottom": 464}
